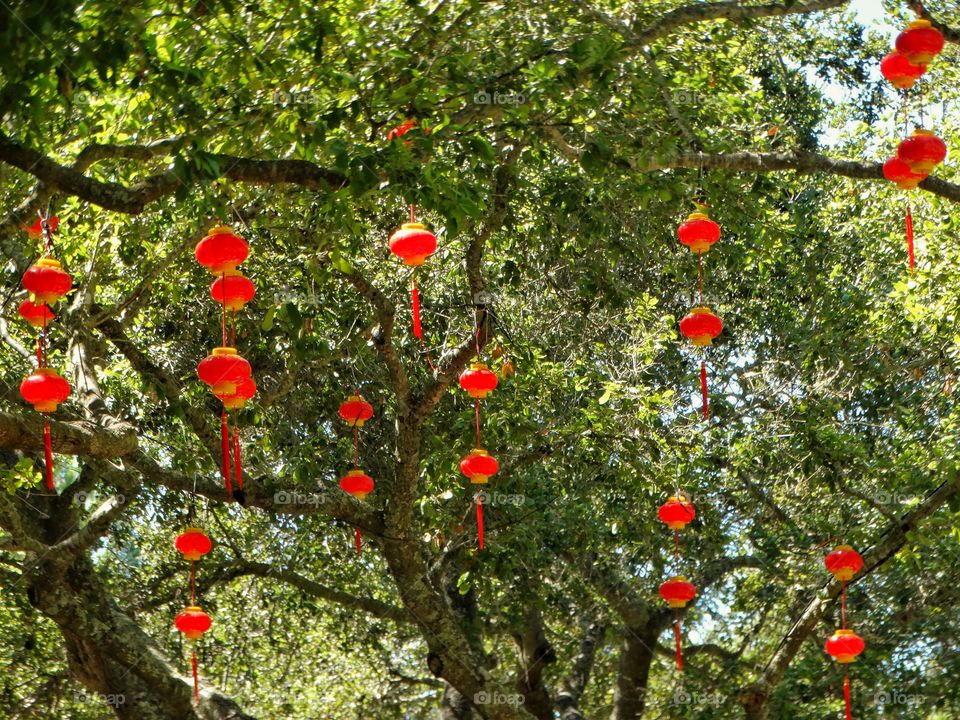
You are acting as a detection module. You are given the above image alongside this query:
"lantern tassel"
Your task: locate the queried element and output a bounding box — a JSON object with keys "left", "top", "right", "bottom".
{"left": 412, "top": 275, "right": 423, "bottom": 339}
{"left": 673, "top": 609, "right": 683, "bottom": 672}
{"left": 220, "top": 411, "right": 233, "bottom": 496}
{"left": 43, "top": 420, "right": 54, "bottom": 491}
{"left": 191, "top": 648, "right": 200, "bottom": 705}
{"left": 355, "top": 527, "right": 362, "bottom": 555}
{"left": 232, "top": 420, "right": 246, "bottom": 506}
{"left": 700, "top": 360, "right": 709, "bottom": 419}
{"left": 476, "top": 494, "right": 485, "bottom": 550}
{"left": 843, "top": 670, "right": 852, "bottom": 720}
{"left": 905, "top": 205, "right": 915, "bottom": 274}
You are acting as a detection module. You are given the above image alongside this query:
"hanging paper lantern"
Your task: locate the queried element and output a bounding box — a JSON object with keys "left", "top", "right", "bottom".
{"left": 221, "top": 377, "right": 257, "bottom": 411}
{"left": 339, "top": 395, "right": 373, "bottom": 427}
{"left": 175, "top": 606, "right": 212, "bottom": 640}
{"left": 677, "top": 212, "right": 721, "bottom": 254}
{"left": 659, "top": 576, "right": 697, "bottom": 608}
{"left": 210, "top": 272, "right": 256, "bottom": 311}
{"left": 679, "top": 307, "right": 723, "bottom": 346}
{"left": 339, "top": 468, "right": 374, "bottom": 500}
{"left": 658, "top": 497, "right": 696, "bottom": 530}
{"left": 825, "top": 629, "right": 865, "bottom": 664}
{"left": 459, "top": 362, "right": 498, "bottom": 399}
{"left": 883, "top": 157, "right": 927, "bottom": 190}
{"left": 197, "top": 347, "right": 252, "bottom": 398}
{"left": 175, "top": 528, "right": 213, "bottom": 562}
{"left": 17, "top": 300, "right": 55, "bottom": 327}
{"left": 388, "top": 223, "right": 437, "bottom": 266}
{"left": 880, "top": 52, "right": 925, "bottom": 90}
{"left": 898, "top": 130, "right": 947, "bottom": 174}
{"left": 20, "top": 369, "right": 71, "bottom": 413}
{"left": 825, "top": 545, "right": 864, "bottom": 582}
{"left": 195, "top": 226, "right": 249, "bottom": 274}
{"left": 22, "top": 258, "right": 73, "bottom": 305}
{"left": 25, "top": 216, "right": 59, "bottom": 238}
{"left": 460, "top": 449, "right": 499, "bottom": 484}
{"left": 895, "top": 19, "right": 945, "bottom": 66}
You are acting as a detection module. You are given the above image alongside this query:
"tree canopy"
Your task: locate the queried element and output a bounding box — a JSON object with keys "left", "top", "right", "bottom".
{"left": 2, "top": 1, "right": 960, "bottom": 719}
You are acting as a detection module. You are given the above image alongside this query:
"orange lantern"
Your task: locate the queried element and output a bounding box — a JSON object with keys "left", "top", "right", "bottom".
{"left": 460, "top": 449, "right": 499, "bottom": 484}
{"left": 194, "top": 226, "right": 249, "bottom": 274}
{"left": 17, "top": 300, "right": 55, "bottom": 327}
{"left": 175, "top": 528, "right": 212, "bottom": 562}
{"left": 825, "top": 545, "right": 863, "bottom": 582}
{"left": 880, "top": 52, "right": 925, "bottom": 90}
{"left": 898, "top": 129, "right": 947, "bottom": 174}
{"left": 339, "top": 395, "right": 374, "bottom": 427}
{"left": 340, "top": 468, "right": 374, "bottom": 554}
{"left": 677, "top": 211, "right": 721, "bottom": 254}
{"left": 22, "top": 258, "right": 73, "bottom": 305}
{"left": 658, "top": 497, "right": 696, "bottom": 530}
{"left": 210, "top": 272, "right": 255, "bottom": 312}
{"left": 895, "top": 19, "right": 944, "bottom": 65}
{"left": 459, "top": 362, "right": 498, "bottom": 399}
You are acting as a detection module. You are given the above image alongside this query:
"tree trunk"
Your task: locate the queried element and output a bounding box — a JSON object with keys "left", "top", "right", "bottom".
{"left": 610, "top": 624, "right": 658, "bottom": 720}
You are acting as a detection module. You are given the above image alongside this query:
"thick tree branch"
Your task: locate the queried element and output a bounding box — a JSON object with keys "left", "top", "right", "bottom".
{"left": 207, "top": 559, "right": 411, "bottom": 623}
{"left": 0, "top": 131, "right": 348, "bottom": 214}
{"left": 0, "top": 410, "right": 138, "bottom": 458}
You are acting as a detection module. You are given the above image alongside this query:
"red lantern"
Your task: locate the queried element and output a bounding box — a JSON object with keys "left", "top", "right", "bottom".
{"left": 175, "top": 528, "right": 213, "bottom": 562}
{"left": 898, "top": 129, "right": 947, "bottom": 174}
{"left": 883, "top": 157, "right": 927, "bottom": 190}
{"left": 679, "top": 307, "right": 723, "bottom": 346}
{"left": 459, "top": 362, "right": 498, "bottom": 399}
{"left": 895, "top": 19, "right": 944, "bottom": 66}
{"left": 22, "top": 258, "right": 73, "bottom": 305}
{"left": 658, "top": 497, "right": 696, "bottom": 530}
{"left": 210, "top": 272, "right": 255, "bottom": 312}
{"left": 25, "top": 216, "right": 58, "bottom": 238}
{"left": 339, "top": 395, "right": 373, "bottom": 427}
{"left": 659, "top": 576, "right": 697, "bottom": 608}
{"left": 195, "top": 225, "right": 249, "bottom": 275}
{"left": 825, "top": 545, "right": 863, "bottom": 582}
{"left": 20, "top": 369, "right": 70, "bottom": 413}
{"left": 339, "top": 468, "right": 374, "bottom": 500}
{"left": 197, "top": 347, "right": 252, "bottom": 398}
{"left": 460, "top": 448, "right": 499, "bottom": 484}
{"left": 880, "top": 52, "right": 925, "bottom": 90}
{"left": 825, "top": 629, "right": 865, "bottom": 664}
{"left": 17, "top": 300, "right": 55, "bottom": 327}
{"left": 388, "top": 223, "right": 437, "bottom": 267}
{"left": 677, "top": 212, "right": 721, "bottom": 254}
{"left": 175, "top": 606, "right": 212, "bottom": 641}
{"left": 221, "top": 377, "right": 256, "bottom": 411}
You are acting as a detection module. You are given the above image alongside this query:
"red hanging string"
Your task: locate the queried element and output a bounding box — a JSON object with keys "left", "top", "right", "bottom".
{"left": 409, "top": 203, "right": 416, "bottom": 224}
{"left": 43, "top": 421, "right": 54, "bottom": 491}
{"left": 353, "top": 424, "right": 359, "bottom": 466}
{"left": 412, "top": 275, "right": 423, "bottom": 339}
{"left": 190, "top": 560, "right": 196, "bottom": 604}
{"left": 220, "top": 274, "right": 228, "bottom": 347}
{"left": 673, "top": 609, "right": 684, "bottom": 672}
{"left": 474, "top": 399, "right": 482, "bottom": 448}
{"left": 220, "top": 411, "right": 233, "bottom": 495}
{"left": 843, "top": 671, "right": 852, "bottom": 720}
{"left": 700, "top": 360, "right": 709, "bottom": 418}
{"left": 230, "top": 309, "right": 236, "bottom": 347}
{"left": 673, "top": 529, "right": 681, "bottom": 574}
{"left": 697, "top": 253, "right": 704, "bottom": 305}
{"left": 841, "top": 581, "right": 847, "bottom": 629}
{"left": 191, "top": 649, "right": 200, "bottom": 705}
{"left": 354, "top": 527, "right": 362, "bottom": 555}
{"left": 905, "top": 205, "right": 915, "bottom": 274}
{"left": 232, "top": 420, "right": 243, "bottom": 491}
{"left": 476, "top": 493, "right": 485, "bottom": 550}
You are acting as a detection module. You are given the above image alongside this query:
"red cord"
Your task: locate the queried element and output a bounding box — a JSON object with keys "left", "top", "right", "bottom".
{"left": 412, "top": 276, "right": 422, "bottom": 339}
{"left": 43, "top": 420, "right": 54, "bottom": 491}
{"left": 220, "top": 411, "right": 233, "bottom": 495}
{"left": 905, "top": 205, "right": 915, "bottom": 274}
{"left": 674, "top": 610, "right": 683, "bottom": 672}
{"left": 476, "top": 495, "right": 485, "bottom": 550}
{"left": 843, "top": 671, "right": 852, "bottom": 720}
{"left": 354, "top": 527, "right": 362, "bottom": 555}
{"left": 474, "top": 399, "right": 482, "bottom": 448}
{"left": 700, "top": 360, "right": 709, "bottom": 419}
{"left": 232, "top": 420, "right": 243, "bottom": 491}
{"left": 191, "top": 649, "right": 200, "bottom": 705}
